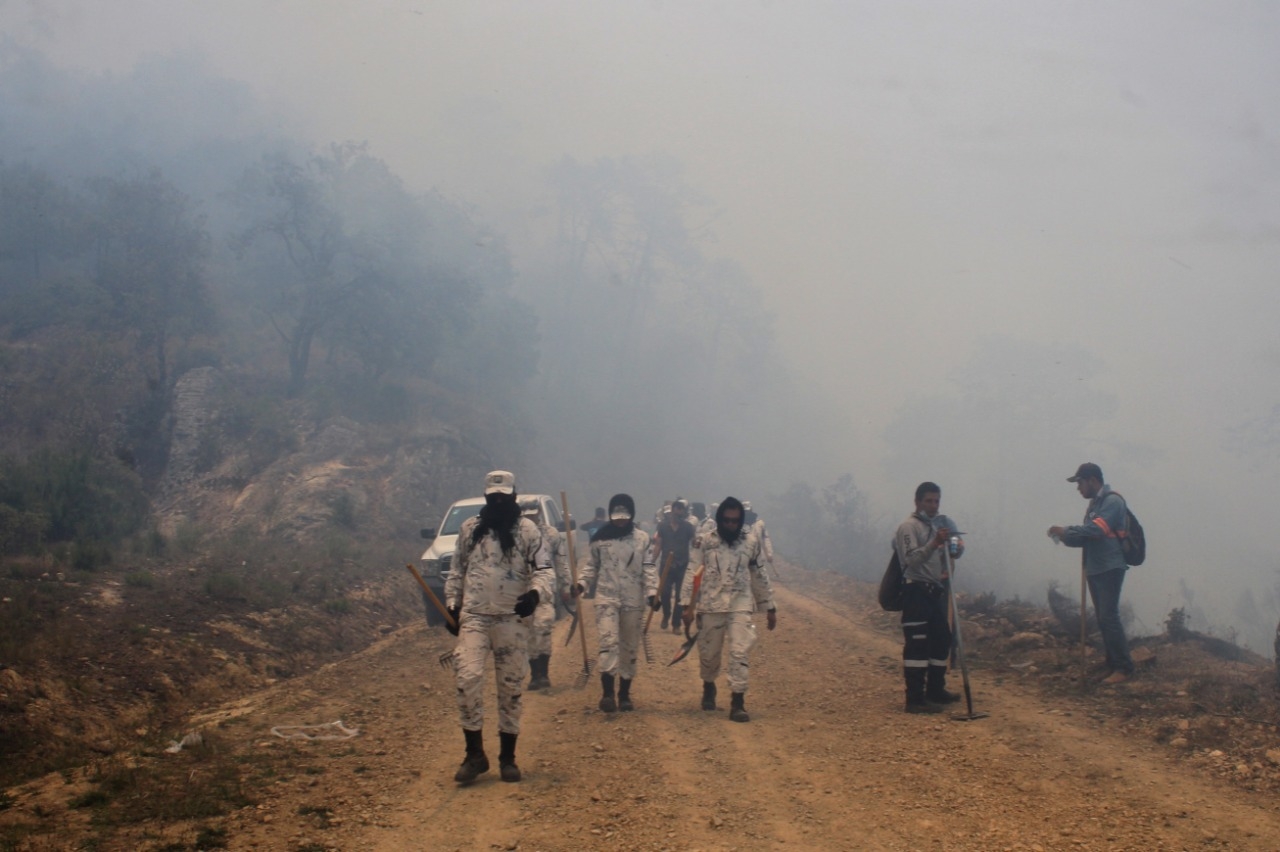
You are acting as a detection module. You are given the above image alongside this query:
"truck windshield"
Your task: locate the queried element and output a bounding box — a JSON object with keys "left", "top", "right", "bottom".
{"left": 440, "top": 503, "right": 484, "bottom": 536}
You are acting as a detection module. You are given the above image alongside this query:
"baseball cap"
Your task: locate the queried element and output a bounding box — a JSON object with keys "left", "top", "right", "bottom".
{"left": 483, "top": 470, "right": 516, "bottom": 495}
{"left": 1067, "top": 463, "right": 1103, "bottom": 483}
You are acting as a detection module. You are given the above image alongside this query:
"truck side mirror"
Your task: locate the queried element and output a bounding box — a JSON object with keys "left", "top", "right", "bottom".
{"left": 421, "top": 528, "right": 438, "bottom": 540}
{"left": 559, "top": 519, "right": 577, "bottom": 532}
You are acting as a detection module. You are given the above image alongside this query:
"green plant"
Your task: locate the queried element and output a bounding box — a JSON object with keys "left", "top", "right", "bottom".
{"left": 71, "top": 539, "right": 112, "bottom": 572}
{"left": 323, "top": 598, "right": 352, "bottom": 615}
{"left": 69, "top": 789, "right": 110, "bottom": 809}
{"left": 203, "top": 572, "right": 245, "bottom": 602}
{"left": 330, "top": 492, "right": 356, "bottom": 529}
{"left": 125, "top": 570, "right": 156, "bottom": 589}
{"left": 193, "top": 825, "right": 229, "bottom": 848}
{"left": 174, "top": 522, "right": 204, "bottom": 556}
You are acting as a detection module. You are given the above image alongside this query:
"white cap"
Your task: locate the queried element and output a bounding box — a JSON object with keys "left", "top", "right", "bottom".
{"left": 483, "top": 470, "right": 515, "bottom": 495}
{"left": 609, "top": 507, "right": 633, "bottom": 520}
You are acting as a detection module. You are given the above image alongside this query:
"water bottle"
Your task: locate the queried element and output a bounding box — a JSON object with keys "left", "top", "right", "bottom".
{"left": 948, "top": 536, "right": 961, "bottom": 557}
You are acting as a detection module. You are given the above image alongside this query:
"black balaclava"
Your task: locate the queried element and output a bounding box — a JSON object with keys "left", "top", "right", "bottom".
{"left": 716, "top": 496, "right": 746, "bottom": 544}
{"left": 473, "top": 491, "right": 521, "bottom": 554}
{"left": 593, "top": 493, "right": 636, "bottom": 541}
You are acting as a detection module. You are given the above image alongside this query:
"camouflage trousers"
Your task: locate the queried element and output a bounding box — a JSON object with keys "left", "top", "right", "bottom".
{"left": 452, "top": 612, "right": 528, "bottom": 735}
{"left": 593, "top": 604, "right": 642, "bottom": 680}
{"left": 528, "top": 598, "right": 556, "bottom": 658}
{"left": 696, "top": 611, "right": 758, "bottom": 694}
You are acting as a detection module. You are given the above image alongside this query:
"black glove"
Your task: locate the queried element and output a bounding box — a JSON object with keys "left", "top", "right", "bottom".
{"left": 648, "top": 594, "right": 661, "bottom": 611}
{"left": 570, "top": 582, "right": 584, "bottom": 599}
{"left": 445, "top": 606, "right": 461, "bottom": 636}
{"left": 514, "top": 589, "right": 540, "bottom": 618}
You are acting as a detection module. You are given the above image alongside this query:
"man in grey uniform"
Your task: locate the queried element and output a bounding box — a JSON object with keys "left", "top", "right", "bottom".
{"left": 445, "top": 470, "right": 553, "bottom": 784}
{"left": 894, "top": 481, "right": 964, "bottom": 714}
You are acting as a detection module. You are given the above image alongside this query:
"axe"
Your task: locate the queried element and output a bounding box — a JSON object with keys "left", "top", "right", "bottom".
{"left": 668, "top": 565, "right": 702, "bottom": 666}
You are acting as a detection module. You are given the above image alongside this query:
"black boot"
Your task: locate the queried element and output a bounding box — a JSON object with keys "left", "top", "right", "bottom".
{"left": 926, "top": 664, "right": 961, "bottom": 704}
{"left": 599, "top": 673, "right": 617, "bottom": 713}
{"left": 672, "top": 605, "right": 684, "bottom": 634}
{"left": 729, "top": 692, "right": 749, "bottom": 723}
{"left": 700, "top": 680, "right": 717, "bottom": 711}
{"left": 498, "top": 731, "right": 521, "bottom": 782}
{"left": 904, "top": 667, "right": 942, "bottom": 714}
{"left": 618, "top": 678, "right": 634, "bottom": 712}
{"left": 454, "top": 728, "right": 490, "bottom": 784}
{"left": 528, "top": 655, "right": 551, "bottom": 691}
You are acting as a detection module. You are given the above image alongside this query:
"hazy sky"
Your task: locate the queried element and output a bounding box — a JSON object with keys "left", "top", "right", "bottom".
{"left": 5, "top": 0, "right": 1280, "bottom": 644}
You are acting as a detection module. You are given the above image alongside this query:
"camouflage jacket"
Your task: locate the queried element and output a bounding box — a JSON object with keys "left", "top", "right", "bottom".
{"left": 538, "top": 521, "right": 573, "bottom": 594}
{"left": 680, "top": 527, "right": 775, "bottom": 614}
{"left": 446, "top": 516, "right": 554, "bottom": 615}
{"left": 580, "top": 529, "right": 658, "bottom": 610}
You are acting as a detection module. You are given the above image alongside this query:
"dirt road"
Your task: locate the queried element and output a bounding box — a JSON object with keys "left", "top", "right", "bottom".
{"left": 25, "top": 568, "right": 1280, "bottom": 851}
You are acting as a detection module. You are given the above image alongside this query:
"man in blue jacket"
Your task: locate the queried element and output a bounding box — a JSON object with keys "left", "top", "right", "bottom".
{"left": 1048, "top": 463, "right": 1134, "bottom": 685}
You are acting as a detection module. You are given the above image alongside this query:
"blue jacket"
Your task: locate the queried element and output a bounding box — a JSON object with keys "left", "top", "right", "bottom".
{"left": 1062, "top": 486, "right": 1128, "bottom": 576}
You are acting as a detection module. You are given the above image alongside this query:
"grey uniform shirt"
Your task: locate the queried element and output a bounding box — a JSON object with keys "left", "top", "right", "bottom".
{"left": 894, "top": 512, "right": 963, "bottom": 586}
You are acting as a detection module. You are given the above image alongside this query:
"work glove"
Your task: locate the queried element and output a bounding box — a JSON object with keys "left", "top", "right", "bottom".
{"left": 648, "top": 594, "right": 661, "bottom": 611}
{"left": 570, "top": 582, "right": 585, "bottom": 599}
{"left": 514, "top": 589, "right": 540, "bottom": 618}
{"left": 681, "top": 607, "right": 696, "bottom": 630}
{"left": 445, "top": 606, "right": 462, "bottom": 636}
{"left": 766, "top": 608, "right": 777, "bottom": 631}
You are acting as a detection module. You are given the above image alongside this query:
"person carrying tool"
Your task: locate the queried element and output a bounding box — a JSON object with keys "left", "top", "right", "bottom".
{"left": 1047, "top": 462, "right": 1134, "bottom": 684}
{"left": 653, "top": 498, "right": 697, "bottom": 633}
{"left": 522, "top": 504, "right": 571, "bottom": 691}
{"left": 894, "top": 481, "right": 965, "bottom": 714}
{"left": 680, "top": 496, "right": 777, "bottom": 722}
{"left": 573, "top": 493, "right": 659, "bottom": 713}
{"left": 444, "top": 470, "right": 554, "bottom": 784}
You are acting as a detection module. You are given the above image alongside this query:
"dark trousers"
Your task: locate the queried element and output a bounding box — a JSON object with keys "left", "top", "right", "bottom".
{"left": 660, "top": 562, "right": 688, "bottom": 622}
{"left": 1086, "top": 568, "right": 1133, "bottom": 674}
{"left": 901, "top": 582, "right": 952, "bottom": 700}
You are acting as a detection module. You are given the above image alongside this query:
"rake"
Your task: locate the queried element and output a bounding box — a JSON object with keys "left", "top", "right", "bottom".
{"left": 642, "top": 552, "right": 675, "bottom": 664}
{"left": 404, "top": 563, "right": 460, "bottom": 671}
{"left": 561, "top": 492, "right": 596, "bottom": 688}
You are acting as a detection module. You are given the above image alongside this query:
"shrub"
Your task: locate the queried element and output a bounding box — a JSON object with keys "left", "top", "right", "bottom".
{"left": 124, "top": 571, "right": 156, "bottom": 589}
{"left": 71, "top": 540, "right": 112, "bottom": 572}
{"left": 323, "top": 598, "right": 352, "bottom": 615}
{"left": 203, "top": 572, "right": 245, "bottom": 601}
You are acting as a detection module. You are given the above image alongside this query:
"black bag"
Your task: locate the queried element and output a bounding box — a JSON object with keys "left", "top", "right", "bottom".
{"left": 1119, "top": 507, "right": 1146, "bottom": 566}
{"left": 1109, "top": 492, "right": 1146, "bottom": 566}
{"left": 878, "top": 550, "right": 905, "bottom": 611}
